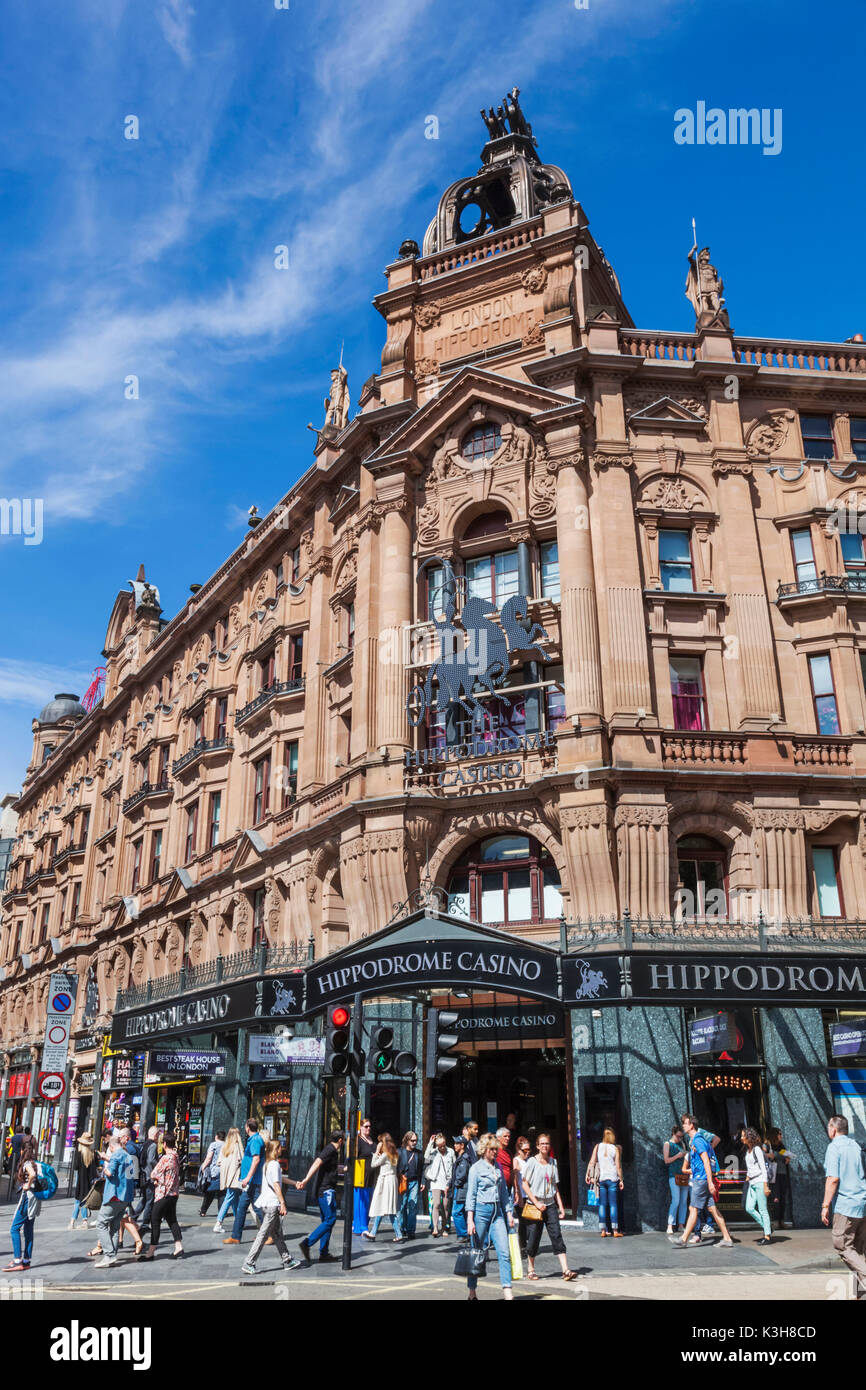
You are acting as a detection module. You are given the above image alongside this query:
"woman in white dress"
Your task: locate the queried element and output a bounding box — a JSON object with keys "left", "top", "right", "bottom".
{"left": 363, "top": 1133, "right": 399, "bottom": 1240}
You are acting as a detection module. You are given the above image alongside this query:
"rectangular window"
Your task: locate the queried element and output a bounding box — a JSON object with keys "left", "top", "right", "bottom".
{"left": 149, "top": 829, "right": 162, "bottom": 883}
{"left": 208, "top": 791, "right": 221, "bottom": 848}
{"left": 259, "top": 650, "right": 276, "bottom": 691}
{"left": 345, "top": 604, "right": 355, "bottom": 651}
{"left": 283, "top": 742, "right": 298, "bottom": 807}
{"left": 71, "top": 881, "right": 82, "bottom": 921}
{"left": 812, "top": 845, "right": 842, "bottom": 918}
{"left": 158, "top": 744, "right": 171, "bottom": 784}
{"left": 81, "top": 809, "right": 91, "bottom": 843}
{"left": 253, "top": 756, "right": 271, "bottom": 824}
{"left": 288, "top": 633, "right": 303, "bottom": 683}
{"left": 184, "top": 802, "right": 198, "bottom": 862}
{"left": 40, "top": 903, "right": 50, "bottom": 942}
{"left": 215, "top": 697, "right": 228, "bottom": 741}
{"left": 506, "top": 868, "right": 532, "bottom": 920}
{"left": 791, "top": 528, "right": 817, "bottom": 584}
{"left": 253, "top": 888, "right": 266, "bottom": 948}
{"left": 800, "top": 413, "right": 835, "bottom": 460}
{"left": 465, "top": 550, "right": 519, "bottom": 607}
{"left": 42, "top": 744, "right": 54, "bottom": 764}
{"left": 544, "top": 668, "right": 568, "bottom": 732}
{"left": 809, "top": 653, "right": 840, "bottom": 735}
{"left": 839, "top": 531, "right": 866, "bottom": 576}
{"left": 131, "top": 839, "right": 142, "bottom": 892}
{"left": 670, "top": 656, "right": 707, "bottom": 731}
{"left": 852, "top": 418, "right": 866, "bottom": 464}
{"left": 659, "top": 530, "right": 693, "bottom": 592}
{"left": 290, "top": 545, "right": 301, "bottom": 583}
{"left": 193, "top": 710, "right": 204, "bottom": 744}
{"left": 58, "top": 888, "right": 67, "bottom": 927}
{"left": 480, "top": 871, "right": 505, "bottom": 924}
{"left": 540, "top": 541, "right": 560, "bottom": 601}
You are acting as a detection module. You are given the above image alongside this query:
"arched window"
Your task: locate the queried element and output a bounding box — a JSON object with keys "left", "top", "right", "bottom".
{"left": 461, "top": 423, "right": 502, "bottom": 462}
{"left": 447, "top": 834, "right": 562, "bottom": 925}
{"left": 676, "top": 834, "right": 728, "bottom": 918}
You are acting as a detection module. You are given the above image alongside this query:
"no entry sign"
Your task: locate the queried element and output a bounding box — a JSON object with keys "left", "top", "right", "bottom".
{"left": 38, "top": 1072, "right": 66, "bottom": 1102}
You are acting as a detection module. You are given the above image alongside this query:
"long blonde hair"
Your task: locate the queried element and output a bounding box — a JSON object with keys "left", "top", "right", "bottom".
{"left": 378, "top": 1132, "right": 398, "bottom": 1166}
{"left": 602, "top": 1128, "right": 617, "bottom": 1146}
{"left": 223, "top": 1126, "right": 243, "bottom": 1159}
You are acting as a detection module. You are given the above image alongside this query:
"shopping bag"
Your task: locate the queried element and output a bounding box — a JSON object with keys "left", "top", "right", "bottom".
{"left": 508, "top": 1231, "right": 523, "bottom": 1280}
{"left": 353, "top": 1159, "right": 366, "bottom": 1187}
{"left": 586, "top": 1186, "right": 599, "bottom": 1207}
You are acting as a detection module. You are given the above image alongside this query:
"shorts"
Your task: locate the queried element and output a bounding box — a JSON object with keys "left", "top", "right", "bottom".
{"left": 689, "top": 1177, "right": 711, "bottom": 1209}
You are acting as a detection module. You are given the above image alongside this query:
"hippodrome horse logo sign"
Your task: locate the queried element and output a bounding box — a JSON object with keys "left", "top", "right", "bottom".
{"left": 572, "top": 960, "right": 609, "bottom": 1001}
{"left": 406, "top": 556, "right": 549, "bottom": 726}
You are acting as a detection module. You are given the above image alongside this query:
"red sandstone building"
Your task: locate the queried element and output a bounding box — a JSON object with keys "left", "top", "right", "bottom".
{"left": 2, "top": 97, "right": 866, "bottom": 1226}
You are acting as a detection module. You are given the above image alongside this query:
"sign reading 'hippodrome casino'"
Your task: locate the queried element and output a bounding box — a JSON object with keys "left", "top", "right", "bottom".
{"left": 307, "top": 940, "right": 560, "bottom": 1006}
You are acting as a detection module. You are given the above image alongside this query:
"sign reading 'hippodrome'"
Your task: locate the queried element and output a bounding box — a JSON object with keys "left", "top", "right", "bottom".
{"left": 307, "top": 940, "right": 560, "bottom": 1005}
{"left": 561, "top": 953, "right": 866, "bottom": 1007}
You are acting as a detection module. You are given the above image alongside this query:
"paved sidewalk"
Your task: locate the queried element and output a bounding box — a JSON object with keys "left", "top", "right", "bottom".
{"left": 0, "top": 1195, "right": 849, "bottom": 1301}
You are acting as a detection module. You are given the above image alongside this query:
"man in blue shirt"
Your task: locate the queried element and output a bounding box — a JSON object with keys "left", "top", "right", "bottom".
{"left": 224, "top": 1118, "right": 265, "bottom": 1245}
{"left": 822, "top": 1114, "right": 866, "bottom": 1299}
{"left": 670, "top": 1114, "right": 734, "bottom": 1248}
{"left": 95, "top": 1130, "right": 138, "bottom": 1267}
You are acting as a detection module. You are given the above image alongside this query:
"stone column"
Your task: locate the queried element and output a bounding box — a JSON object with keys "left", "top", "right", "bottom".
{"left": 349, "top": 522, "right": 377, "bottom": 762}
{"left": 614, "top": 804, "right": 670, "bottom": 917}
{"left": 302, "top": 556, "right": 333, "bottom": 788}
{"left": 556, "top": 460, "right": 602, "bottom": 721}
{"left": 375, "top": 497, "right": 412, "bottom": 751}
{"left": 591, "top": 455, "right": 653, "bottom": 720}
{"left": 754, "top": 813, "right": 808, "bottom": 920}
{"left": 559, "top": 806, "right": 616, "bottom": 916}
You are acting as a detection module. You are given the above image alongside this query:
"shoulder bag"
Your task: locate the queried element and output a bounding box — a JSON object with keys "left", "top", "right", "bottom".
{"left": 84, "top": 1177, "right": 105, "bottom": 1211}
{"left": 454, "top": 1237, "right": 488, "bottom": 1278}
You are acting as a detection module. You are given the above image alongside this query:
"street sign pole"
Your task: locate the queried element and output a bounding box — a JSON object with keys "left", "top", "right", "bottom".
{"left": 341, "top": 992, "right": 363, "bottom": 1272}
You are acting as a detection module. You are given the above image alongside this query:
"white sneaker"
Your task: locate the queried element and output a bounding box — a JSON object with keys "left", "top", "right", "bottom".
{"left": 213, "top": 1222, "right": 224, "bottom": 1233}
{"left": 688, "top": 1235, "right": 703, "bottom": 1245}
{"left": 94, "top": 1256, "right": 117, "bottom": 1268}
{"left": 666, "top": 1224, "right": 673, "bottom": 1234}
{"left": 720, "top": 1237, "right": 734, "bottom": 1247}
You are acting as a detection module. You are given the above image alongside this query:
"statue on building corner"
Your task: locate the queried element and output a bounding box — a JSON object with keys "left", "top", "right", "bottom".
{"left": 307, "top": 357, "right": 350, "bottom": 445}
{"left": 685, "top": 238, "right": 730, "bottom": 329}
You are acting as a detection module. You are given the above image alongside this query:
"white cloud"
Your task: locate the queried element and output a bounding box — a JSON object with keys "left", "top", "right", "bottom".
{"left": 0, "top": 660, "right": 97, "bottom": 708}
{"left": 157, "top": 0, "right": 196, "bottom": 65}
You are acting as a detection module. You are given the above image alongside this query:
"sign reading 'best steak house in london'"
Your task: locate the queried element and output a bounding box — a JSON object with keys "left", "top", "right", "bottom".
{"left": 307, "top": 938, "right": 559, "bottom": 1006}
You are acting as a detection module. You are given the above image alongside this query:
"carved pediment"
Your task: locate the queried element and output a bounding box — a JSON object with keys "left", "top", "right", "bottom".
{"left": 627, "top": 396, "right": 707, "bottom": 431}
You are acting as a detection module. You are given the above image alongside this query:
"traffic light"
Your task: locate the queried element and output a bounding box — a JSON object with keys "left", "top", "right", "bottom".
{"left": 425, "top": 1008, "right": 460, "bottom": 1079}
{"left": 324, "top": 1004, "right": 352, "bottom": 1076}
{"left": 372, "top": 1025, "right": 417, "bottom": 1078}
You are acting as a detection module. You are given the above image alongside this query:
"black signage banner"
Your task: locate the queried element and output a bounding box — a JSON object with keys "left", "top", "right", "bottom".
{"left": 562, "top": 953, "right": 866, "bottom": 1008}
{"left": 830, "top": 1018, "right": 866, "bottom": 1058}
{"left": 148, "top": 1049, "right": 226, "bottom": 1077}
{"left": 112, "top": 973, "right": 304, "bottom": 1047}
{"left": 452, "top": 1005, "right": 564, "bottom": 1041}
{"left": 307, "top": 939, "right": 559, "bottom": 1008}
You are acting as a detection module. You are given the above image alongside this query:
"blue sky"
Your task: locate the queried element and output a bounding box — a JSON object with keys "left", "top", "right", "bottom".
{"left": 0, "top": 0, "right": 864, "bottom": 795}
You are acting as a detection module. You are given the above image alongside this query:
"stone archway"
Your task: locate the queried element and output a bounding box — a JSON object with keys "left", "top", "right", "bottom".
{"left": 427, "top": 807, "right": 568, "bottom": 908}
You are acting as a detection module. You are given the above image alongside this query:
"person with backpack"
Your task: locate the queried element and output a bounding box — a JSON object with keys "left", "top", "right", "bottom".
{"left": 670, "top": 1114, "right": 734, "bottom": 1248}
{"left": 4, "top": 1136, "right": 41, "bottom": 1271}
{"left": 198, "top": 1131, "right": 226, "bottom": 1217}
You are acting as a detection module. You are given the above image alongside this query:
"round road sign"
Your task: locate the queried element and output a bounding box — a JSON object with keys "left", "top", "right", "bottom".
{"left": 38, "top": 1072, "right": 66, "bottom": 1102}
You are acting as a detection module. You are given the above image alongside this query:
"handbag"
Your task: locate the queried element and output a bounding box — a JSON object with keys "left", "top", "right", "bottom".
{"left": 674, "top": 1173, "right": 690, "bottom": 1188}
{"left": 454, "top": 1238, "right": 488, "bottom": 1278}
{"left": 398, "top": 1174, "right": 408, "bottom": 1196}
{"left": 354, "top": 1159, "right": 366, "bottom": 1188}
{"left": 586, "top": 1186, "right": 599, "bottom": 1207}
{"left": 522, "top": 1198, "right": 544, "bottom": 1221}
{"left": 84, "top": 1178, "right": 104, "bottom": 1212}
{"left": 508, "top": 1231, "right": 523, "bottom": 1280}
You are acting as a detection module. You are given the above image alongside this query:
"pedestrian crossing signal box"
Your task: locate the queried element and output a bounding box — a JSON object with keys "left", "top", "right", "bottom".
{"left": 324, "top": 1005, "right": 352, "bottom": 1076}
{"left": 372, "top": 1025, "right": 417, "bottom": 1078}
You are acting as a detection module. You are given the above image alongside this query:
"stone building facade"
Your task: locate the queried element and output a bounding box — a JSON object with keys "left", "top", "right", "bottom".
{"left": 2, "top": 98, "right": 866, "bottom": 1226}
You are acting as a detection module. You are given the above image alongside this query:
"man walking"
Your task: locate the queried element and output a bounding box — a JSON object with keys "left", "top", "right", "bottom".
{"left": 295, "top": 1131, "right": 344, "bottom": 1264}
{"left": 95, "top": 1129, "right": 138, "bottom": 1268}
{"left": 394, "top": 1131, "right": 424, "bottom": 1242}
{"left": 224, "top": 1118, "right": 265, "bottom": 1245}
{"left": 670, "top": 1114, "right": 734, "bottom": 1249}
{"left": 450, "top": 1136, "right": 472, "bottom": 1243}
{"left": 462, "top": 1120, "right": 480, "bottom": 1164}
{"left": 821, "top": 1114, "right": 866, "bottom": 1299}
{"left": 132, "top": 1126, "right": 159, "bottom": 1230}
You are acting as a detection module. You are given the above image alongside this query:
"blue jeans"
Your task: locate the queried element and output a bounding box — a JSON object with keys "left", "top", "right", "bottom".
{"left": 369, "top": 1212, "right": 397, "bottom": 1236}
{"left": 394, "top": 1180, "right": 420, "bottom": 1238}
{"left": 72, "top": 1198, "right": 87, "bottom": 1221}
{"left": 452, "top": 1196, "right": 468, "bottom": 1239}
{"left": 353, "top": 1187, "right": 371, "bottom": 1235}
{"left": 668, "top": 1175, "right": 689, "bottom": 1227}
{"left": 468, "top": 1203, "right": 511, "bottom": 1291}
{"left": 598, "top": 1179, "right": 620, "bottom": 1233}
{"left": 218, "top": 1188, "right": 240, "bottom": 1225}
{"left": 231, "top": 1184, "right": 261, "bottom": 1240}
{"left": 10, "top": 1195, "right": 34, "bottom": 1263}
{"left": 306, "top": 1189, "right": 338, "bottom": 1252}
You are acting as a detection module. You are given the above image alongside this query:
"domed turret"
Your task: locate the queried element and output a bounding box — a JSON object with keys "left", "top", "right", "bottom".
{"left": 37, "top": 693, "right": 86, "bottom": 727}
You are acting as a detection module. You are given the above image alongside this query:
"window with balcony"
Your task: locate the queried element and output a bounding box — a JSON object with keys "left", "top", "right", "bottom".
{"left": 131, "top": 839, "right": 142, "bottom": 892}
{"left": 39, "top": 902, "right": 50, "bottom": 942}
{"left": 791, "top": 528, "right": 817, "bottom": 584}
{"left": 208, "top": 791, "right": 221, "bottom": 848}
{"left": 58, "top": 888, "right": 67, "bottom": 930}
{"left": 659, "top": 530, "right": 693, "bottom": 592}
{"left": 149, "top": 829, "right": 162, "bottom": 883}
{"left": 252, "top": 887, "right": 266, "bottom": 949}
{"left": 812, "top": 845, "right": 843, "bottom": 918}
{"left": 461, "top": 423, "right": 502, "bottom": 461}
{"left": 808, "top": 653, "right": 840, "bottom": 735}
{"left": 670, "top": 656, "right": 707, "bottom": 731}
{"left": 259, "top": 649, "right": 276, "bottom": 692}
{"left": 446, "top": 834, "right": 562, "bottom": 925}
{"left": 427, "top": 565, "right": 449, "bottom": 621}
{"left": 800, "top": 413, "right": 835, "bottom": 460}
{"left": 215, "top": 697, "right": 228, "bottom": 741}
{"left": 253, "top": 755, "right": 271, "bottom": 824}
{"left": 282, "top": 742, "right": 299, "bottom": 807}
{"left": 540, "top": 541, "right": 560, "bottom": 601}
{"left": 852, "top": 418, "right": 866, "bottom": 464}
{"left": 466, "top": 549, "right": 519, "bottom": 607}
{"left": 676, "top": 835, "right": 728, "bottom": 917}
{"left": 184, "top": 802, "right": 199, "bottom": 863}
{"left": 288, "top": 633, "right": 303, "bottom": 683}
{"left": 81, "top": 809, "right": 91, "bottom": 843}
{"left": 193, "top": 709, "right": 204, "bottom": 744}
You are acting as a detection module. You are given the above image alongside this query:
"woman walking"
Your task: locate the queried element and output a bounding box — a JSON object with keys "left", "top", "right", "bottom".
{"left": 241, "top": 1140, "right": 300, "bottom": 1274}
{"left": 523, "top": 1133, "right": 577, "bottom": 1280}
{"left": 587, "top": 1128, "right": 624, "bottom": 1237}
{"left": 4, "top": 1136, "right": 40, "bottom": 1271}
{"left": 393, "top": 1131, "right": 423, "bottom": 1243}
{"left": 352, "top": 1118, "right": 376, "bottom": 1235}
{"left": 465, "top": 1133, "right": 516, "bottom": 1301}
{"left": 139, "top": 1131, "right": 184, "bottom": 1261}
{"left": 424, "top": 1132, "right": 455, "bottom": 1237}
{"left": 213, "top": 1127, "right": 244, "bottom": 1234}
{"left": 362, "top": 1133, "right": 399, "bottom": 1239}
{"left": 198, "top": 1131, "right": 226, "bottom": 1218}
{"left": 513, "top": 1135, "right": 532, "bottom": 1257}
{"left": 743, "top": 1128, "right": 773, "bottom": 1244}
{"left": 70, "top": 1132, "right": 98, "bottom": 1230}
{"left": 664, "top": 1124, "right": 689, "bottom": 1234}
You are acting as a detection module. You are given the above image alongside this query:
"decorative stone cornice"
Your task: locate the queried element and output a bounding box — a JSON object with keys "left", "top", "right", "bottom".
{"left": 591, "top": 449, "right": 634, "bottom": 473}
{"left": 614, "top": 804, "right": 668, "bottom": 827}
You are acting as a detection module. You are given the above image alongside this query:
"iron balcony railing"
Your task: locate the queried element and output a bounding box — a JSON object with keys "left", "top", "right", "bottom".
{"left": 122, "top": 778, "right": 171, "bottom": 815}
{"left": 172, "top": 737, "right": 233, "bottom": 776}
{"left": 115, "top": 939, "right": 310, "bottom": 1013}
{"left": 51, "top": 841, "right": 87, "bottom": 869}
{"left": 559, "top": 911, "right": 866, "bottom": 956}
{"left": 234, "top": 678, "right": 304, "bottom": 727}
{"left": 777, "top": 573, "right": 866, "bottom": 600}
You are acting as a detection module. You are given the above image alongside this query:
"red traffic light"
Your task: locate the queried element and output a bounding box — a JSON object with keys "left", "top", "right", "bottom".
{"left": 331, "top": 1006, "right": 350, "bottom": 1028}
